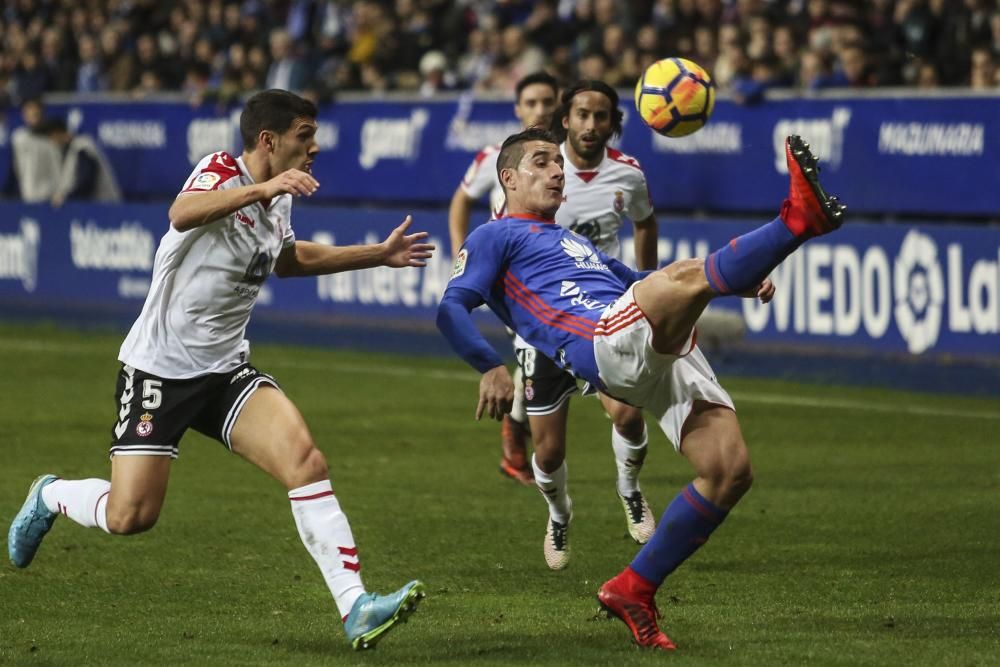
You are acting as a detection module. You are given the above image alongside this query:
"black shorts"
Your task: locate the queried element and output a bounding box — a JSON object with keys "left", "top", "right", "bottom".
{"left": 514, "top": 344, "right": 578, "bottom": 415}
{"left": 109, "top": 363, "right": 280, "bottom": 459}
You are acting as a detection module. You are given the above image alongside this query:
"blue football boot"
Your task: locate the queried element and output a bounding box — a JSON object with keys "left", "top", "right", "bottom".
{"left": 8, "top": 474, "right": 59, "bottom": 568}
{"left": 344, "top": 580, "right": 425, "bottom": 650}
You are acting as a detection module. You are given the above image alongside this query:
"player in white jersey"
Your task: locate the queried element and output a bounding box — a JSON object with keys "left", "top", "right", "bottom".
{"left": 8, "top": 90, "right": 434, "bottom": 651}
{"left": 512, "top": 81, "right": 659, "bottom": 569}
{"left": 448, "top": 72, "right": 559, "bottom": 485}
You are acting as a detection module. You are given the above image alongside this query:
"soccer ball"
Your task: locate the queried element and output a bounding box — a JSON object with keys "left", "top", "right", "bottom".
{"left": 634, "top": 58, "right": 715, "bottom": 138}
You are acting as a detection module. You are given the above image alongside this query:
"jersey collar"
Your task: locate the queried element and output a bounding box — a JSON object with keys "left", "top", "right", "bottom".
{"left": 507, "top": 213, "right": 556, "bottom": 223}
{"left": 560, "top": 142, "right": 608, "bottom": 183}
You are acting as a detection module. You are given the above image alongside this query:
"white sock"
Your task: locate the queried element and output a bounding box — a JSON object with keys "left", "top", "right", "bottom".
{"left": 531, "top": 456, "right": 572, "bottom": 524}
{"left": 289, "top": 479, "right": 365, "bottom": 619}
{"left": 41, "top": 478, "right": 111, "bottom": 533}
{"left": 510, "top": 365, "right": 528, "bottom": 424}
{"left": 612, "top": 424, "right": 648, "bottom": 496}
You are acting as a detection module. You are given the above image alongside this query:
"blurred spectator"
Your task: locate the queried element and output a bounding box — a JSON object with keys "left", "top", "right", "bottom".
{"left": 500, "top": 25, "right": 547, "bottom": 89}
{"left": 100, "top": 27, "right": 135, "bottom": 92}
{"left": 916, "top": 60, "right": 941, "bottom": 88}
{"left": 969, "top": 47, "right": 997, "bottom": 89}
{"left": 418, "top": 51, "right": 456, "bottom": 97}
{"left": 0, "top": 0, "right": 996, "bottom": 100}
{"left": 8, "top": 99, "right": 62, "bottom": 203}
{"left": 40, "top": 28, "right": 76, "bottom": 92}
{"left": 266, "top": 28, "right": 309, "bottom": 92}
{"left": 836, "top": 45, "right": 875, "bottom": 88}
{"left": 76, "top": 34, "right": 105, "bottom": 93}
{"left": 44, "top": 118, "right": 122, "bottom": 206}
{"left": 798, "top": 47, "right": 839, "bottom": 90}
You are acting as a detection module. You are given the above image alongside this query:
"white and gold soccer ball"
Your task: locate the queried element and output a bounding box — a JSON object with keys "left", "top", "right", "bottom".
{"left": 634, "top": 57, "right": 716, "bottom": 138}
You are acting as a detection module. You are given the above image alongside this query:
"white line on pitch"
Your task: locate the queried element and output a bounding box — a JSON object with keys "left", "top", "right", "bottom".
{"left": 2, "top": 338, "right": 997, "bottom": 421}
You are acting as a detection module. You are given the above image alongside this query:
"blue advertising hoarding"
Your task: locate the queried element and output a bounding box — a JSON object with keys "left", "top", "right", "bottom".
{"left": 0, "top": 203, "right": 996, "bottom": 362}
{"left": 1, "top": 93, "right": 997, "bottom": 216}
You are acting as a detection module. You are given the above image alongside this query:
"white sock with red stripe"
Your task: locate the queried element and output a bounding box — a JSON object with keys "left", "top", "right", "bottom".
{"left": 532, "top": 456, "right": 572, "bottom": 524}
{"left": 288, "top": 479, "right": 365, "bottom": 619}
{"left": 40, "top": 478, "right": 111, "bottom": 532}
{"left": 612, "top": 424, "right": 648, "bottom": 496}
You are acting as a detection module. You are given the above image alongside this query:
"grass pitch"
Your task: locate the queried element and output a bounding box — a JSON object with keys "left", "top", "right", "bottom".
{"left": 1, "top": 324, "right": 998, "bottom": 666}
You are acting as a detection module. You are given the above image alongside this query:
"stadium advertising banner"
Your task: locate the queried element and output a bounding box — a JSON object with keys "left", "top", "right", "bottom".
{"left": 0, "top": 94, "right": 996, "bottom": 216}
{"left": 0, "top": 203, "right": 997, "bottom": 360}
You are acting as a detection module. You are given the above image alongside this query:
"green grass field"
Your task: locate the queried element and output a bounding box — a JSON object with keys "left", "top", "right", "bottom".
{"left": 1, "top": 323, "right": 998, "bottom": 666}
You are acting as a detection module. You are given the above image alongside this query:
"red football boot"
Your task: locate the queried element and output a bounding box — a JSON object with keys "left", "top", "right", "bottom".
{"left": 780, "top": 134, "right": 846, "bottom": 238}
{"left": 499, "top": 415, "right": 533, "bottom": 485}
{"left": 598, "top": 569, "right": 677, "bottom": 651}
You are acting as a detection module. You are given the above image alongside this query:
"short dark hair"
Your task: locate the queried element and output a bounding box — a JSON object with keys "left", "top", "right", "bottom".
{"left": 550, "top": 79, "right": 624, "bottom": 141}
{"left": 496, "top": 127, "right": 559, "bottom": 193}
{"left": 515, "top": 71, "right": 559, "bottom": 103}
{"left": 41, "top": 117, "right": 68, "bottom": 136}
{"left": 240, "top": 89, "right": 318, "bottom": 151}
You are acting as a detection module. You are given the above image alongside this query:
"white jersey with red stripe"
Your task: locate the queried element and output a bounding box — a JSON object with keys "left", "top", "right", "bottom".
{"left": 119, "top": 151, "right": 296, "bottom": 379}
{"left": 554, "top": 143, "right": 653, "bottom": 260}
{"left": 460, "top": 143, "right": 507, "bottom": 219}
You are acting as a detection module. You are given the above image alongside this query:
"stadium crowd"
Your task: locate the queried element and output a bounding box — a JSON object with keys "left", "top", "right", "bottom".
{"left": 1, "top": 0, "right": 998, "bottom": 107}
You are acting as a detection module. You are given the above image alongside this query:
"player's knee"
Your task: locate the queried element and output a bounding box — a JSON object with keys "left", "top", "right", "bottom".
{"left": 660, "top": 258, "right": 709, "bottom": 291}
{"left": 298, "top": 445, "right": 329, "bottom": 483}
{"left": 532, "top": 437, "right": 565, "bottom": 474}
{"left": 612, "top": 413, "right": 645, "bottom": 442}
{"left": 719, "top": 440, "right": 753, "bottom": 498}
{"left": 106, "top": 505, "right": 159, "bottom": 535}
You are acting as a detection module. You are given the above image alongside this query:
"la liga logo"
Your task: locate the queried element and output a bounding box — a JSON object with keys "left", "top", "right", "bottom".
{"left": 894, "top": 230, "right": 944, "bottom": 354}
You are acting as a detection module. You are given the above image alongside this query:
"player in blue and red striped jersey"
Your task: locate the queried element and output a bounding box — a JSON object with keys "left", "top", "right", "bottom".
{"left": 437, "top": 127, "right": 845, "bottom": 650}
{"left": 448, "top": 71, "right": 560, "bottom": 485}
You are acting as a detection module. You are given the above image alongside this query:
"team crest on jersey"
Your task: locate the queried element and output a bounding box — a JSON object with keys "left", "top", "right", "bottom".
{"left": 613, "top": 191, "right": 625, "bottom": 213}
{"left": 560, "top": 237, "right": 608, "bottom": 271}
{"left": 135, "top": 412, "right": 154, "bottom": 437}
{"left": 450, "top": 248, "right": 468, "bottom": 279}
{"left": 190, "top": 172, "right": 221, "bottom": 191}
{"left": 524, "top": 380, "right": 535, "bottom": 401}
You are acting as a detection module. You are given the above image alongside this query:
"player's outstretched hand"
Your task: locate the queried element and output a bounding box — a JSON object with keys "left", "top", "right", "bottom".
{"left": 262, "top": 168, "right": 319, "bottom": 199}
{"left": 382, "top": 215, "right": 436, "bottom": 268}
{"left": 477, "top": 365, "right": 514, "bottom": 422}
{"left": 741, "top": 278, "right": 775, "bottom": 303}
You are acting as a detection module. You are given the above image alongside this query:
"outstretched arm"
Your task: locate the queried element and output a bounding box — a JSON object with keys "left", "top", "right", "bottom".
{"left": 274, "top": 215, "right": 434, "bottom": 278}
{"left": 436, "top": 287, "right": 513, "bottom": 421}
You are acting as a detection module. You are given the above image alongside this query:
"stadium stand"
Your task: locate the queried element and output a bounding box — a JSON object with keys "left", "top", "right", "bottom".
{"left": 1, "top": 0, "right": 998, "bottom": 107}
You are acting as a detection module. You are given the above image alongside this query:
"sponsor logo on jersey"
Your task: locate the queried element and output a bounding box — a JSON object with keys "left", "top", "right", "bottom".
{"left": 190, "top": 172, "right": 221, "bottom": 191}
{"left": 559, "top": 280, "right": 607, "bottom": 310}
{"left": 136, "top": 412, "right": 154, "bottom": 437}
{"left": 560, "top": 236, "right": 608, "bottom": 271}
{"left": 450, "top": 248, "right": 468, "bottom": 279}
{"left": 235, "top": 210, "right": 255, "bottom": 228}
{"left": 0, "top": 218, "right": 40, "bottom": 292}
